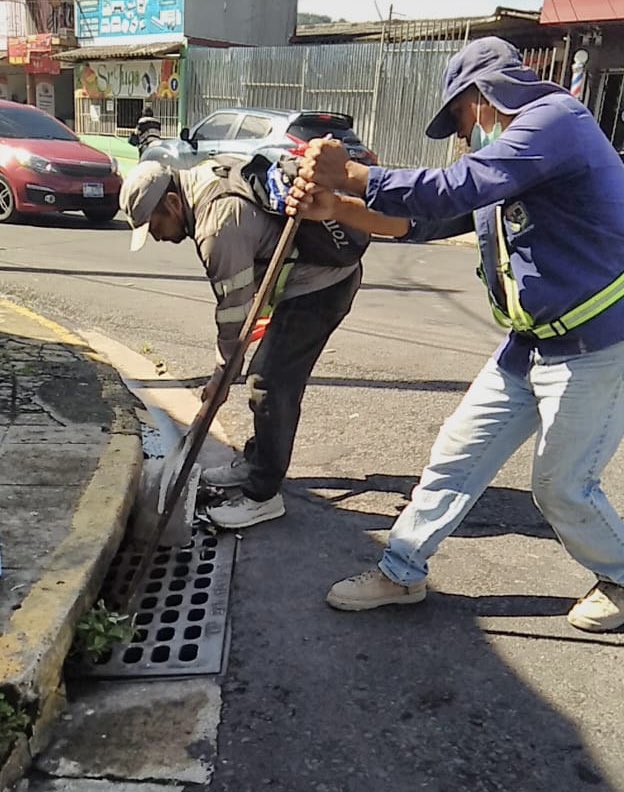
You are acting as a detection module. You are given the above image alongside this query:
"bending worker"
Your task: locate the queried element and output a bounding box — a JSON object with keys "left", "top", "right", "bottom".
{"left": 120, "top": 155, "right": 363, "bottom": 530}
{"left": 286, "top": 36, "right": 624, "bottom": 633}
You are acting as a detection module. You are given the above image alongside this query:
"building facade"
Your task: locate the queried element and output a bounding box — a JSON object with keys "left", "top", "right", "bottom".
{"left": 0, "top": 0, "right": 76, "bottom": 123}
{"left": 541, "top": 0, "right": 624, "bottom": 158}
{"left": 53, "top": 0, "right": 297, "bottom": 143}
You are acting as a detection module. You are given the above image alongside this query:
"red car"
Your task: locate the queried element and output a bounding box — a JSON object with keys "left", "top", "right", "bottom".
{"left": 0, "top": 99, "right": 121, "bottom": 224}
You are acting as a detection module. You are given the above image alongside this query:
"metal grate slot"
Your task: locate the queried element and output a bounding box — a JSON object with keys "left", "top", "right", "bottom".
{"left": 73, "top": 527, "right": 236, "bottom": 678}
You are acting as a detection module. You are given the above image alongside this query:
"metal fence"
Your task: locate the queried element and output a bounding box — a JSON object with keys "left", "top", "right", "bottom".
{"left": 187, "top": 21, "right": 469, "bottom": 169}
{"left": 186, "top": 32, "right": 565, "bottom": 169}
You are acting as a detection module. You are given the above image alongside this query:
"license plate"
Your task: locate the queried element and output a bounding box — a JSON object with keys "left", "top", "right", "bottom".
{"left": 83, "top": 183, "right": 104, "bottom": 198}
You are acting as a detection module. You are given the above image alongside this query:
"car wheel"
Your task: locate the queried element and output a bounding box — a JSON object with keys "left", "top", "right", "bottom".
{"left": 0, "top": 175, "right": 17, "bottom": 223}
{"left": 83, "top": 206, "right": 118, "bottom": 224}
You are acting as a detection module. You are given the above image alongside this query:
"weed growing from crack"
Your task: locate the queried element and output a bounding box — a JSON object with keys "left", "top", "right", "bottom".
{"left": 70, "top": 600, "right": 136, "bottom": 664}
{"left": 0, "top": 691, "right": 29, "bottom": 760}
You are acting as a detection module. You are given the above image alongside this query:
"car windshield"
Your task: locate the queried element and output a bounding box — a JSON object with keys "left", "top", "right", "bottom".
{"left": 0, "top": 105, "right": 77, "bottom": 140}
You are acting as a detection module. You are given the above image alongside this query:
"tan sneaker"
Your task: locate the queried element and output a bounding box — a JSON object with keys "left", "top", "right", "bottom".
{"left": 567, "top": 581, "right": 624, "bottom": 632}
{"left": 326, "top": 568, "right": 427, "bottom": 611}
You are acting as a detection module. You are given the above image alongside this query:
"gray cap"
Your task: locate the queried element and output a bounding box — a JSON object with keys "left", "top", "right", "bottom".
{"left": 119, "top": 160, "right": 172, "bottom": 251}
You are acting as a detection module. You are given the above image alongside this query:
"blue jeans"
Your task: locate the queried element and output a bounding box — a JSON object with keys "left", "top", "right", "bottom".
{"left": 380, "top": 341, "right": 624, "bottom": 587}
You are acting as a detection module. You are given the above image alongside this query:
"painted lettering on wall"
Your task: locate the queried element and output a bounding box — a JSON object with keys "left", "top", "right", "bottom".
{"left": 75, "top": 59, "right": 179, "bottom": 99}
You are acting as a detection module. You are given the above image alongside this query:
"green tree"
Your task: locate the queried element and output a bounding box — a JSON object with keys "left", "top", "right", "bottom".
{"left": 297, "top": 12, "right": 333, "bottom": 25}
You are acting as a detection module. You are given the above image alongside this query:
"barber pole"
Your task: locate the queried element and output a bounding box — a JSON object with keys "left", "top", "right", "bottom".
{"left": 571, "top": 50, "right": 589, "bottom": 102}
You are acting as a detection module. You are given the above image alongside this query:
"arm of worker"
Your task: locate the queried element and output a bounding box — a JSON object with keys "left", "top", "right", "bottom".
{"left": 298, "top": 101, "right": 583, "bottom": 220}
{"left": 195, "top": 198, "right": 261, "bottom": 403}
{"left": 285, "top": 184, "right": 473, "bottom": 242}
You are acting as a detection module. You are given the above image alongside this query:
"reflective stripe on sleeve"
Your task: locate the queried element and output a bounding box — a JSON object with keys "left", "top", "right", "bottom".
{"left": 213, "top": 267, "right": 255, "bottom": 298}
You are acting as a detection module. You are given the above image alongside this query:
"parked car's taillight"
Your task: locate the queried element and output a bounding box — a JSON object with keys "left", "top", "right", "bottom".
{"left": 285, "top": 133, "right": 309, "bottom": 157}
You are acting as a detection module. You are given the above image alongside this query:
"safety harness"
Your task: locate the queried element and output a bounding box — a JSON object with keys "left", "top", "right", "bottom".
{"left": 477, "top": 206, "right": 624, "bottom": 339}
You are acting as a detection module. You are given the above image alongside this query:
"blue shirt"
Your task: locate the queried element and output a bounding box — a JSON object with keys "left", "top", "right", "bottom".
{"left": 366, "top": 92, "right": 624, "bottom": 376}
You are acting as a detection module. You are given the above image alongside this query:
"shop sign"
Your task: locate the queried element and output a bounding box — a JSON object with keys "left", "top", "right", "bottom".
{"left": 76, "top": 0, "right": 183, "bottom": 41}
{"left": 75, "top": 59, "right": 179, "bottom": 99}
{"left": 26, "top": 55, "right": 61, "bottom": 76}
{"left": 8, "top": 39, "right": 29, "bottom": 65}
{"left": 36, "top": 81, "right": 56, "bottom": 117}
{"left": 8, "top": 34, "right": 53, "bottom": 65}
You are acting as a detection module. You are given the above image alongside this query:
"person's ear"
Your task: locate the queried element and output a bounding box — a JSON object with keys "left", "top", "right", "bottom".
{"left": 164, "top": 191, "right": 183, "bottom": 216}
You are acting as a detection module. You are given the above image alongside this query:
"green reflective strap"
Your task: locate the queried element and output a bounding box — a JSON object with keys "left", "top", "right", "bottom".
{"left": 532, "top": 269, "right": 624, "bottom": 339}
{"left": 490, "top": 300, "right": 512, "bottom": 329}
{"left": 494, "top": 207, "right": 534, "bottom": 332}
{"left": 258, "top": 260, "right": 295, "bottom": 320}
{"left": 476, "top": 210, "right": 624, "bottom": 340}
{"left": 476, "top": 264, "right": 511, "bottom": 329}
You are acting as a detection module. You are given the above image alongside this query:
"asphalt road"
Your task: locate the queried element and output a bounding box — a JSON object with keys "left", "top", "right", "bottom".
{"left": 2, "top": 212, "right": 624, "bottom": 792}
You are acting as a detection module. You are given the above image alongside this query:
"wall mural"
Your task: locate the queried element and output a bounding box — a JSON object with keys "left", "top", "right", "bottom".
{"left": 75, "top": 59, "right": 180, "bottom": 99}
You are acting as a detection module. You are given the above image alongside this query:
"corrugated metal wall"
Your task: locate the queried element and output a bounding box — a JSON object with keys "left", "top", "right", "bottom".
{"left": 187, "top": 27, "right": 468, "bottom": 169}
{"left": 186, "top": 31, "right": 563, "bottom": 169}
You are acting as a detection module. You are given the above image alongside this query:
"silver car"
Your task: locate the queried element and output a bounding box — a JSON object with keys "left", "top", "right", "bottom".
{"left": 142, "top": 107, "right": 378, "bottom": 169}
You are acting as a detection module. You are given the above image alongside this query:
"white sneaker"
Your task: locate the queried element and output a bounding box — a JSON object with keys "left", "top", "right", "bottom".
{"left": 204, "top": 492, "right": 285, "bottom": 529}
{"left": 327, "top": 568, "right": 427, "bottom": 611}
{"left": 567, "top": 581, "right": 624, "bottom": 632}
{"left": 200, "top": 457, "right": 250, "bottom": 488}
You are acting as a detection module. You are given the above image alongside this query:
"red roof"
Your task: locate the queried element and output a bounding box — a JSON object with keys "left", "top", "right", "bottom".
{"left": 541, "top": 0, "right": 624, "bottom": 23}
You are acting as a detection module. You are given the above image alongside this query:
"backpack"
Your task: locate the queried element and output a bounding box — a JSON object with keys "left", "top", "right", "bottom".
{"left": 199, "top": 153, "right": 370, "bottom": 268}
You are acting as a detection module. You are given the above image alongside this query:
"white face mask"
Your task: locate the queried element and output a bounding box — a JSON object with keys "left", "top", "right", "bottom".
{"left": 470, "top": 97, "right": 502, "bottom": 152}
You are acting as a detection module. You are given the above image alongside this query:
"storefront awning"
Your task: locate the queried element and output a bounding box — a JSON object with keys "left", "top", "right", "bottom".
{"left": 541, "top": 0, "right": 624, "bottom": 23}
{"left": 51, "top": 41, "right": 182, "bottom": 62}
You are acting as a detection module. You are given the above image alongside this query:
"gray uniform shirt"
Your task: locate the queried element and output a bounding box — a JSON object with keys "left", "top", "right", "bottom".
{"left": 179, "top": 163, "right": 359, "bottom": 378}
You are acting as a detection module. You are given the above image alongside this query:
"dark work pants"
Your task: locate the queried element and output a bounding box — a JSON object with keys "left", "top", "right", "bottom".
{"left": 242, "top": 266, "right": 362, "bottom": 501}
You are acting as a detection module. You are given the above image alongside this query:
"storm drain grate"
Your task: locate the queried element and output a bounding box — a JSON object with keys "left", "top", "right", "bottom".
{"left": 75, "top": 527, "right": 236, "bottom": 678}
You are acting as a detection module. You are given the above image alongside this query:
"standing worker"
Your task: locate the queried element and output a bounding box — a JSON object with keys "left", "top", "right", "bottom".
{"left": 128, "top": 106, "right": 162, "bottom": 159}
{"left": 286, "top": 37, "right": 624, "bottom": 633}
{"left": 119, "top": 155, "right": 365, "bottom": 529}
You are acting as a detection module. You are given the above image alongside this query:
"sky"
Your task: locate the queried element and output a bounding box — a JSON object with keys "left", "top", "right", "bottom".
{"left": 297, "top": 0, "right": 542, "bottom": 21}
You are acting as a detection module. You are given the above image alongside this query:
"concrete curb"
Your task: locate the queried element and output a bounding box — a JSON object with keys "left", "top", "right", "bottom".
{"left": 0, "top": 303, "right": 143, "bottom": 791}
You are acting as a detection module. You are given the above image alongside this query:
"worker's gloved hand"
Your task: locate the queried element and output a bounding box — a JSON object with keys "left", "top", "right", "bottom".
{"left": 201, "top": 375, "right": 230, "bottom": 408}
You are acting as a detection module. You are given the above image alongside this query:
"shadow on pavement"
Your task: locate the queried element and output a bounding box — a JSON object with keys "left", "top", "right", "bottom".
{"left": 64, "top": 375, "right": 473, "bottom": 396}
{"left": 294, "top": 472, "right": 551, "bottom": 539}
{"left": 0, "top": 264, "right": 207, "bottom": 282}
{"left": 6, "top": 213, "right": 127, "bottom": 232}
{"left": 360, "top": 281, "right": 463, "bottom": 294}
{"left": 210, "top": 475, "right": 616, "bottom": 792}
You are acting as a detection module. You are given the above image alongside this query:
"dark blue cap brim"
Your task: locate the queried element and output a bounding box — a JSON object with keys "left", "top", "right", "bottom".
{"left": 426, "top": 84, "right": 467, "bottom": 139}
{"left": 426, "top": 104, "right": 457, "bottom": 139}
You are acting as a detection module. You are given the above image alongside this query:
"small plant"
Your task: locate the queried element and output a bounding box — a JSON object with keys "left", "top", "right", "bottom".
{"left": 141, "top": 342, "right": 153, "bottom": 354}
{"left": 70, "top": 600, "right": 136, "bottom": 664}
{"left": 0, "top": 691, "right": 29, "bottom": 759}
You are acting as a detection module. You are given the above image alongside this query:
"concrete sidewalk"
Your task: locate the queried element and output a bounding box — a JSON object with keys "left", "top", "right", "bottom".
{"left": 0, "top": 298, "right": 143, "bottom": 790}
